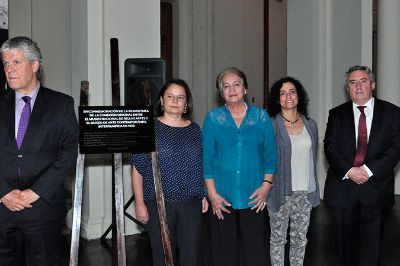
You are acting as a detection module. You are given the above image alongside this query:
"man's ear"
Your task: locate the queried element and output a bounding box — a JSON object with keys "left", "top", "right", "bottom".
{"left": 31, "top": 60, "right": 40, "bottom": 73}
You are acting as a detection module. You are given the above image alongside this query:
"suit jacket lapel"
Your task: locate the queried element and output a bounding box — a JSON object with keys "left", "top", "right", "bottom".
{"left": 344, "top": 101, "right": 357, "bottom": 152}
{"left": 1, "top": 90, "right": 17, "bottom": 147}
{"left": 367, "top": 98, "right": 382, "bottom": 155}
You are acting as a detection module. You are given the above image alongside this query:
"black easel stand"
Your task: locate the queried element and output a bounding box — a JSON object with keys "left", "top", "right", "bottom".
{"left": 99, "top": 195, "right": 142, "bottom": 248}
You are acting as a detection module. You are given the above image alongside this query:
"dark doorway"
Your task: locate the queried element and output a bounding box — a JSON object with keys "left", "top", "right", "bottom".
{"left": 0, "top": 0, "right": 8, "bottom": 92}
{"left": 263, "top": 0, "right": 269, "bottom": 108}
{"left": 161, "top": 2, "right": 173, "bottom": 81}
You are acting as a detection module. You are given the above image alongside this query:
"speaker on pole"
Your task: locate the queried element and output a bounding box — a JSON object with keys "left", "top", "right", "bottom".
{"left": 124, "top": 58, "right": 167, "bottom": 110}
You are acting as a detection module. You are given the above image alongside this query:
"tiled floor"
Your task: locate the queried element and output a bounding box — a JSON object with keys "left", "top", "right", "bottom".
{"left": 61, "top": 197, "right": 400, "bottom": 265}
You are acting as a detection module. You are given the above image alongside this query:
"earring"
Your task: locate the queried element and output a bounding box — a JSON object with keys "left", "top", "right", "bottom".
{"left": 183, "top": 107, "right": 187, "bottom": 113}
{"left": 161, "top": 105, "right": 164, "bottom": 111}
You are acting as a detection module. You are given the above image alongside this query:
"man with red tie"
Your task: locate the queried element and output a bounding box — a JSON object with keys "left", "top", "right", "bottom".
{"left": 0, "top": 36, "right": 78, "bottom": 266}
{"left": 324, "top": 65, "right": 400, "bottom": 266}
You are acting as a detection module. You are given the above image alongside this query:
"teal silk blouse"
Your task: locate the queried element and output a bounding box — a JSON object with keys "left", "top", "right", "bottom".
{"left": 203, "top": 105, "right": 277, "bottom": 209}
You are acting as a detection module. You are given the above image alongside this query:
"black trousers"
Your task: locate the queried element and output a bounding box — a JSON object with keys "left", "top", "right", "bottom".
{"left": 145, "top": 198, "right": 203, "bottom": 266}
{"left": 208, "top": 206, "right": 270, "bottom": 266}
{"left": 0, "top": 218, "right": 63, "bottom": 266}
{"left": 329, "top": 204, "right": 382, "bottom": 266}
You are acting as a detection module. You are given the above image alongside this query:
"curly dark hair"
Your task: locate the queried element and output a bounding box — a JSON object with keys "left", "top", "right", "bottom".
{"left": 267, "top": 76, "right": 309, "bottom": 118}
{"left": 155, "top": 78, "right": 193, "bottom": 119}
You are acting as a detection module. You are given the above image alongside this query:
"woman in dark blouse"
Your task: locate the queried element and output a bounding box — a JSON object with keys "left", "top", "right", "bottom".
{"left": 130, "top": 79, "right": 208, "bottom": 266}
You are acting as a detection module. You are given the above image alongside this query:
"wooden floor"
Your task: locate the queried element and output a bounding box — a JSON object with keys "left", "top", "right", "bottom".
{"left": 61, "top": 197, "right": 400, "bottom": 266}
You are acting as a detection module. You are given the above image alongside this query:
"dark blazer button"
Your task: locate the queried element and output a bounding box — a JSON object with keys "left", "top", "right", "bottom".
{"left": 17, "top": 154, "right": 23, "bottom": 158}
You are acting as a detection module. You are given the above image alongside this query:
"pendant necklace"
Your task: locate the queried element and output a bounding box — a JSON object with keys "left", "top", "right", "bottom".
{"left": 281, "top": 113, "right": 300, "bottom": 125}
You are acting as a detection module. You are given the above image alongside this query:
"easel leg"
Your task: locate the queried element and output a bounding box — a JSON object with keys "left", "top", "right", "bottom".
{"left": 69, "top": 153, "right": 85, "bottom": 266}
{"left": 113, "top": 153, "right": 127, "bottom": 265}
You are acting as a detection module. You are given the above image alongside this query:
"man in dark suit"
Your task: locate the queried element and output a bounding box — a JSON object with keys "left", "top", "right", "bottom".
{"left": 324, "top": 65, "right": 400, "bottom": 266}
{"left": 0, "top": 36, "right": 78, "bottom": 265}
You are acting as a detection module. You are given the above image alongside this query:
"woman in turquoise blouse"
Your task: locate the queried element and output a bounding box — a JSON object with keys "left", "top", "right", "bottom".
{"left": 203, "top": 67, "right": 277, "bottom": 266}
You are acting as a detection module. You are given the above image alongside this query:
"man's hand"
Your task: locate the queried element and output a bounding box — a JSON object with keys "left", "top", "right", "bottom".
{"left": 1, "top": 189, "right": 32, "bottom": 211}
{"left": 347, "top": 166, "right": 369, "bottom": 185}
{"left": 20, "top": 189, "right": 40, "bottom": 204}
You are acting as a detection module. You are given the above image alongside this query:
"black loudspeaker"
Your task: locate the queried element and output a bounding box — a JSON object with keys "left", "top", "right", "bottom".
{"left": 124, "top": 58, "right": 166, "bottom": 110}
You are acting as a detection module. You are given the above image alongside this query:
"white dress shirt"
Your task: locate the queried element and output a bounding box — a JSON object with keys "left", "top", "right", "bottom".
{"left": 344, "top": 97, "right": 374, "bottom": 179}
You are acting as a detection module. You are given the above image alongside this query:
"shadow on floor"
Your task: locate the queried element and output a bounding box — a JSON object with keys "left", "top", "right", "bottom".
{"left": 62, "top": 197, "right": 400, "bottom": 266}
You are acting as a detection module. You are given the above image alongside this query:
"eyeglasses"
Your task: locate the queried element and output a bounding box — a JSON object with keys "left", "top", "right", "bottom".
{"left": 164, "top": 94, "right": 186, "bottom": 102}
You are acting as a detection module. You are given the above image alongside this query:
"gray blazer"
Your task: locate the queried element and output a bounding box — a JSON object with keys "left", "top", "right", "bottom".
{"left": 267, "top": 114, "right": 320, "bottom": 212}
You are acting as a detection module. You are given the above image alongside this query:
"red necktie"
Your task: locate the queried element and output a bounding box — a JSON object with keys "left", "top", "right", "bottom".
{"left": 354, "top": 106, "right": 367, "bottom": 166}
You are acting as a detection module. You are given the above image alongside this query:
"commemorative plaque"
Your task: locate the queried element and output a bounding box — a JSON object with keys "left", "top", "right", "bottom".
{"left": 79, "top": 106, "right": 155, "bottom": 154}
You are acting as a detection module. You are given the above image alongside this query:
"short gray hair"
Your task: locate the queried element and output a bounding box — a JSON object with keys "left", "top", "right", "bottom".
{"left": 216, "top": 67, "right": 248, "bottom": 96}
{"left": 345, "top": 65, "right": 375, "bottom": 84}
{"left": 1, "top": 36, "right": 42, "bottom": 78}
